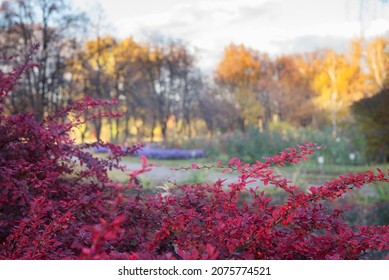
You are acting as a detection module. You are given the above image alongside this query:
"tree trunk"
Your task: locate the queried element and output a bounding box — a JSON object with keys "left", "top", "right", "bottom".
{"left": 94, "top": 119, "right": 102, "bottom": 142}
{"left": 331, "top": 89, "right": 338, "bottom": 139}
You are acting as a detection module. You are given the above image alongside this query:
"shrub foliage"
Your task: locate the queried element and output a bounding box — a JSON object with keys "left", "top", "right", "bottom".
{"left": 352, "top": 88, "right": 389, "bottom": 162}
{"left": 1, "top": 51, "right": 389, "bottom": 260}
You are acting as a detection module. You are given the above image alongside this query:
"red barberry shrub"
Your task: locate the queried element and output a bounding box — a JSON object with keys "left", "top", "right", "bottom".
{"left": 79, "top": 144, "right": 389, "bottom": 260}
{"left": 0, "top": 49, "right": 141, "bottom": 259}
{"left": 1, "top": 50, "right": 389, "bottom": 260}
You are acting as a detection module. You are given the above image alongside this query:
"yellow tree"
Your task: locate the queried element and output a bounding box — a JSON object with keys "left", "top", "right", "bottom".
{"left": 84, "top": 36, "right": 117, "bottom": 82}
{"left": 311, "top": 43, "right": 365, "bottom": 138}
{"left": 67, "top": 35, "right": 117, "bottom": 141}
{"left": 292, "top": 52, "right": 325, "bottom": 129}
{"left": 365, "top": 37, "right": 388, "bottom": 94}
{"left": 112, "top": 37, "right": 148, "bottom": 142}
{"left": 216, "top": 44, "right": 260, "bottom": 87}
{"left": 215, "top": 44, "right": 262, "bottom": 130}
{"left": 273, "top": 54, "right": 317, "bottom": 127}
{"left": 136, "top": 38, "right": 199, "bottom": 141}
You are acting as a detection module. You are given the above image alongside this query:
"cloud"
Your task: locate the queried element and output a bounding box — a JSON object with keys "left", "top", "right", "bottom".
{"left": 87, "top": 0, "right": 389, "bottom": 71}
{"left": 274, "top": 35, "right": 352, "bottom": 55}
{"left": 114, "top": 0, "right": 278, "bottom": 38}
{"left": 237, "top": 1, "right": 279, "bottom": 22}
{"left": 365, "top": 18, "right": 389, "bottom": 37}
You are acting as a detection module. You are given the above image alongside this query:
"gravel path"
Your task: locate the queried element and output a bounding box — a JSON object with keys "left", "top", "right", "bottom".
{"left": 121, "top": 161, "right": 290, "bottom": 195}
{"left": 122, "top": 161, "right": 380, "bottom": 200}
{"left": 123, "top": 161, "right": 246, "bottom": 188}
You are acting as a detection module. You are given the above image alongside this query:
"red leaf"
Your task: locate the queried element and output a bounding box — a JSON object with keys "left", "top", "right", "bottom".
{"left": 191, "top": 163, "right": 199, "bottom": 169}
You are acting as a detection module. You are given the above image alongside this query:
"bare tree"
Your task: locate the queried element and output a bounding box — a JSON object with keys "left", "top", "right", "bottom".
{"left": 0, "top": 0, "right": 87, "bottom": 118}
{"left": 138, "top": 36, "right": 200, "bottom": 141}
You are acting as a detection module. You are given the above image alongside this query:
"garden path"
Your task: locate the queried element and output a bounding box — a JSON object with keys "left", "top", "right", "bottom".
{"left": 123, "top": 161, "right": 248, "bottom": 188}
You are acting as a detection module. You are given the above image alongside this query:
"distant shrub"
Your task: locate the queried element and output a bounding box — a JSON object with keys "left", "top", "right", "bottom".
{"left": 204, "top": 126, "right": 363, "bottom": 165}
{"left": 352, "top": 88, "right": 389, "bottom": 163}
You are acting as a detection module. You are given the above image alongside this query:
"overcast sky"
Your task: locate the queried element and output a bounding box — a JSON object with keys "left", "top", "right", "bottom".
{"left": 74, "top": 0, "right": 389, "bottom": 70}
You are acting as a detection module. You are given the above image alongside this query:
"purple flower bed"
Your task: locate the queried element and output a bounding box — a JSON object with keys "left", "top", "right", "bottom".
{"left": 93, "top": 146, "right": 110, "bottom": 153}
{"left": 134, "top": 147, "right": 205, "bottom": 159}
{"left": 93, "top": 145, "right": 205, "bottom": 159}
